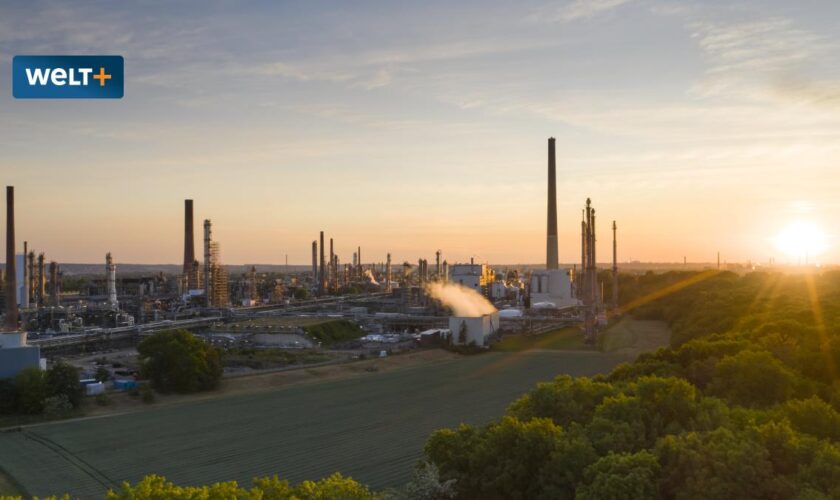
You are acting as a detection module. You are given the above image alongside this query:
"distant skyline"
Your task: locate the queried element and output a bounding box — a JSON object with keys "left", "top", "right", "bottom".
{"left": 1, "top": 1, "right": 839, "bottom": 265}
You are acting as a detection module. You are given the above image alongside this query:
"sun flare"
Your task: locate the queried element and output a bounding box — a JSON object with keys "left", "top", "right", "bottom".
{"left": 774, "top": 220, "right": 829, "bottom": 260}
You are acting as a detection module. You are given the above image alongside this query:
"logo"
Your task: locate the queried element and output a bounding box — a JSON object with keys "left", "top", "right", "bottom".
{"left": 13, "top": 55, "right": 124, "bottom": 99}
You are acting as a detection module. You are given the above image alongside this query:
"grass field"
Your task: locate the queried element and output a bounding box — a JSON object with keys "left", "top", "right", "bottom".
{"left": 0, "top": 350, "right": 641, "bottom": 498}
{"left": 494, "top": 327, "right": 594, "bottom": 352}
{"left": 0, "top": 469, "right": 24, "bottom": 497}
{"left": 494, "top": 318, "right": 671, "bottom": 355}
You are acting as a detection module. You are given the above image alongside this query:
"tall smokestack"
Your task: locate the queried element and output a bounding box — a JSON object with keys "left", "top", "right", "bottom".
{"left": 357, "top": 246, "right": 362, "bottom": 278}
{"left": 49, "top": 261, "right": 58, "bottom": 306}
{"left": 546, "top": 138, "right": 559, "bottom": 270}
{"left": 183, "top": 199, "right": 195, "bottom": 280}
{"left": 319, "top": 232, "right": 326, "bottom": 295}
{"left": 612, "top": 221, "right": 618, "bottom": 308}
{"left": 37, "top": 253, "right": 45, "bottom": 306}
{"left": 435, "top": 250, "right": 441, "bottom": 280}
{"left": 21, "top": 241, "right": 28, "bottom": 308}
{"left": 386, "top": 253, "right": 392, "bottom": 292}
{"left": 311, "top": 240, "right": 318, "bottom": 284}
{"left": 5, "top": 187, "right": 18, "bottom": 330}
{"left": 204, "top": 219, "right": 212, "bottom": 304}
{"left": 27, "top": 251, "right": 35, "bottom": 305}
{"left": 329, "top": 238, "right": 334, "bottom": 287}
{"left": 106, "top": 253, "right": 118, "bottom": 306}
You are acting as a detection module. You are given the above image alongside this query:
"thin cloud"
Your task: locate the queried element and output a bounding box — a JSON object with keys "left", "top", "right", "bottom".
{"left": 532, "top": 0, "right": 633, "bottom": 23}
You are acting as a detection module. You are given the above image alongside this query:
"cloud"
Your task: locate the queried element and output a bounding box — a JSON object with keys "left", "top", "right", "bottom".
{"left": 533, "top": 0, "right": 633, "bottom": 23}
{"left": 689, "top": 17, "right": 839, "bottom": 105}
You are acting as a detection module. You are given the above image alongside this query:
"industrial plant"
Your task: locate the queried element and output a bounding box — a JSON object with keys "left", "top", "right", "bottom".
{"left": 0, "top": 137, "right": 623, "bottom": 381}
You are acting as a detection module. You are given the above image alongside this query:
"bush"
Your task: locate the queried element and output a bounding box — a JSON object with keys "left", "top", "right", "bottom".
{"left": 46, "top": 362, "right": 84, "bottom": 409}
{"left": 15, "top": 367, "right": 47, "bottom": 414}
{"left": 140, "top": 384, "right": 156, "bottom": 404}
{"left": 305, "top": 320, "right": 365, "bottom": 345}
{"left": 43, "top": 394, "right": 73, "bottom": 418}
{"left": 138, "top": 330, "right": 222, "bottom": 393}
{"left": 95, "top": 366, "right": 111, "bottom": 383}
{"left": 96, "top": 392, "right": 112, "bottom": 406}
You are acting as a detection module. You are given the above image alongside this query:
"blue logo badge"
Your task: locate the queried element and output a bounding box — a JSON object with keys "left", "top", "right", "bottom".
{"left": 12, "top": 55, "right": 124, "bottom": 99}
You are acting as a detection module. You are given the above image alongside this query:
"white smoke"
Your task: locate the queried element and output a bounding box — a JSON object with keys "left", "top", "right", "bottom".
{"left": 364, "top": 269, "right": 379, "bottom": 285}
{"left": 425, "top": 282, "right": 497, "bottom": 317}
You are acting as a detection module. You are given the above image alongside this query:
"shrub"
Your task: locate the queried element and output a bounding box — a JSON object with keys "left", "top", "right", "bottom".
{"left": 138, "top": 330, "right": 222, "bottom": 393}
{"left": 140, "top": 384, "right": 156, "bottom": 404}
{"left": 43, "top": 394, "right": 73, "bottom": 418}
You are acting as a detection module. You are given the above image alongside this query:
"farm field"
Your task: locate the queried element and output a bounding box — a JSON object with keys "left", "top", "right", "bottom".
{"left": 0, "top": 349, "right": 648, "bottom": 498}
{"left": 494, "top": 318, "right": 671, "bottom": 354}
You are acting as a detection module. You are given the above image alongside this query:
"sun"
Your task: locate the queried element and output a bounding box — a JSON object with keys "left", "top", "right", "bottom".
{"left": 774, "top": 220, "right": 828, "bottom": 260}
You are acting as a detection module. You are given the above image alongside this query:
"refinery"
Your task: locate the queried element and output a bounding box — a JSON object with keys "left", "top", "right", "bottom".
{"left": 0, "top": 138, "right": 622, "bottom": 378}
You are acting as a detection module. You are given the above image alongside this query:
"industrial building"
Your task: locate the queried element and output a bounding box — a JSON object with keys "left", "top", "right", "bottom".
{"left": 450, "top": 261, "right": 493, "bottom": 296}
{"left": 448, "top": 312, "right": 499, "bottom": 347}
{"left": 1, "top": 186, "right": 42, "bottom": 379}
{"left": 529, "top": 137, "right": 579, "bottom": 310}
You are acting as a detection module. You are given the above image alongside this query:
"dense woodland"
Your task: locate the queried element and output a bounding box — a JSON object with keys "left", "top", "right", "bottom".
{"left": 426, "top": 270, "right": 840, "bottom": 498}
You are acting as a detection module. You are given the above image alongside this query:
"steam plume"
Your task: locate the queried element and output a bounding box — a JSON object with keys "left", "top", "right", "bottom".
{"left": 426, "top": 282, "right": 497, "bottom": 317}
{"left": 364, "top": 269, "right": 379, "bottom": 285}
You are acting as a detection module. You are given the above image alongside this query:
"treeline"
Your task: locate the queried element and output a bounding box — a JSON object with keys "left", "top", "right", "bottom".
{"left": 425, "top": 271, "right": 840, "bottom": 498}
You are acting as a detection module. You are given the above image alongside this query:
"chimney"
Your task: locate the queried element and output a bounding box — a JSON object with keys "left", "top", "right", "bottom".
{"left": 546, "top": 138, "right": 559, "bottom": 270}
{"left": 5, "top": 186, "right": 17, "bottom": 330}
{"left": 49, "top": 261, "right": 58, "bottom": 306}
{"left": 20, "top": 241, "right": 29, "bottom": 309}
{"left": 612, "top": 221, "right": 618, "bottom": 308}
{"left": 311, "top": 240, "right": 317, "bottom": 284}
{"left": 27, "top": 251, "right": 35, "bottom": 305}
{"left": 106, "top": 252, "right": 118, "bottom": 306}
{"left": 319, "top": 231, "right": 326, "bottom": 295}
{"left": 183, "top": 199, "right": 195, "bottom": 279}
{"left": 204, "top": 219, "right": 212, "bottom": 304}
{"left": 329, "top": 238, "right": 334, "bottom": 287}
{"left": 37, "top": 253, "right": 45, "bottom": 306}
{"left": 386, "top": 253, "right": 392, "bottom": 292}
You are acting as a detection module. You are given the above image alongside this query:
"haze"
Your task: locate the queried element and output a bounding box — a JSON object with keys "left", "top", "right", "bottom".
{"left": 1, "top": 0, "right": 839, "bottom": 265}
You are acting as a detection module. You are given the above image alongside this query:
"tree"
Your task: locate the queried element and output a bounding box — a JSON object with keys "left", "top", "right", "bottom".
{"left": 655, "top": 428, "right": 787, "bottom": 499}
{"left": 507, "top": 375, "right": 616, "bottom": 427}
{"left": 0, "top": 378, "right": 18, "bottom": 415}
{"left": 15, "top": 367, "right": 46, "bottom": 414}
{"left": 576, "top": 451, "right": 660, "bottom": 500}
{"left": 707, "top": 350, "right": 797, "bottom": 407}
{"left": 137, "top": 330, "right": 222, "bottom": 393}
{"left": 46, "top": 361, "right": 83, "bottom": 408}
{"left": 781, "top": 397, "right": 840, "bottom": 442}
{"left": 107, "top": 473, "right": 378, "bottom": 499}
{"left": 94, "top": 366, "right": 110, "bottom": 383}
{"left": 426, "top": 416, "right": 563, "bottom": 499}
{"left": 383, "top": 462, "right": 456, "bottom": 500}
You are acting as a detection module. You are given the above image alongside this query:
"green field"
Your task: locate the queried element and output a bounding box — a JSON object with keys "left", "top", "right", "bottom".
{"left": 494, "top": 327, "right": 593, "bottom": 352}
{"left": 494, "top": 319, "right": 671, "bottom": 354}
{"left": 0, "top": 350, "right": 640, "bottom": 498}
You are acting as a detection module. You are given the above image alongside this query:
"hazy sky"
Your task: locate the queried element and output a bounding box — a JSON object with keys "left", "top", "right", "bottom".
{"left": 1, "top": 0, "right": 839, "bottom": 265}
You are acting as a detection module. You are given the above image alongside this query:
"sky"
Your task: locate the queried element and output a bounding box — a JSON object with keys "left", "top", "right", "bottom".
{"left": 1, "top": 0, "right": 839, "bottom": 266}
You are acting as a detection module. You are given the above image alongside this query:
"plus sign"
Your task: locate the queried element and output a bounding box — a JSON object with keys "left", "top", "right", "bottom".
{"left": 93, "top": 67, "right": 111, "bottom": 86}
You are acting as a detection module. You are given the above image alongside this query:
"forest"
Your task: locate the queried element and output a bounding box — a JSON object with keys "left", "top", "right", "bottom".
{"left": 426, "top": 270, "right": 840, "bottom": 498}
